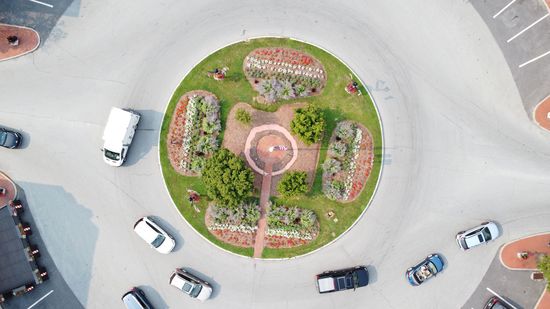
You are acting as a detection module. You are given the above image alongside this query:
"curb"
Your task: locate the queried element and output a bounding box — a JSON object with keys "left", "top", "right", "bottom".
{"left": 534, "top": 289, "right": 549, "bottom": 309}
{"left": 0, "top": 23, "right": 40, "bottom": 62}
{"left": 498, "top": 231, "right": 550, "bottom": 271}
{"left": 157, "top": 36, "right": 385, "bottom": 261}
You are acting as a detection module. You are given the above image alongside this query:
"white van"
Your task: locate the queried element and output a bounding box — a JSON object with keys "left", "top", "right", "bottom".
{"left": 101, "top": 107, "right": 140, "bottom": 166}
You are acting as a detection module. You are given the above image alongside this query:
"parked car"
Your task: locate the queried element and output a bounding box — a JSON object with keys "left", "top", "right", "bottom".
{"left": 121, "top": 287, "right": 154, "bottom": 309}
{"left": 315, "top": 266, "right": 369, "bottom": 293}
{"left": 456, "top": 221, "right": 500, "bottom": 251}
{"left": 406, "top": 254, "right": 445, "bottom": 286}
{"left": 484, "top": 296, "right": 513, "bottom": 309}
{"left": 0, "top": 128, "right": 22, "bottom": 149}
{"left": 169, "top": 268, "right": 212, "bottom": 301}
{"left": 133, "top": 217, "right": 175, "bottom": 254}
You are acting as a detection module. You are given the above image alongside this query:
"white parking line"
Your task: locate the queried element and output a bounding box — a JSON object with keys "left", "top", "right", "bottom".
{"left": 27, "top": 0, "right": 54, "bottom": 8}
{"left": 27, "top": 290, "right": 54, "bottom": 309}
{"left": 507, "top": 13, "right": 549, "bottom": 43}
{"left": 493, "top": 0, "right": 517, "bottom": 19}
{"left": 519, "top": 50, "right": 550, "bottom": 68}
{"left": 486, "top": 287, "right": 518, "bottom": 309}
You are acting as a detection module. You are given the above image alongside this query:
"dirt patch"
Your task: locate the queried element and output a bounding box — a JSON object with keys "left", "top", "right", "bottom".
{"left": 0, "top": 24, "right": 40, "bottom": 61}
{"left": 223, "top": 103, "right": 320, "bottom": 196}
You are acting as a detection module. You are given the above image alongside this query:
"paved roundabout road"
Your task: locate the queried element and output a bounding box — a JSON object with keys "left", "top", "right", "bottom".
{"left": 1, "top": 0, "right": 550, "bottom": 308}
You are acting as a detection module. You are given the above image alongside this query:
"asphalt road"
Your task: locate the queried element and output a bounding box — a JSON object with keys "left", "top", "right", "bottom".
{"left": 1, "top": 0, "right": 550, "bottom": 308}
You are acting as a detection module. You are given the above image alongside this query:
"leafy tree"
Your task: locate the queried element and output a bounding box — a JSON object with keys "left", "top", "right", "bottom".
{"left": 278, "top": 171, "right": 308, "bottom": 197}
{"left": 538, "top": 254, "right": 550, "bottom": 291}
{"left": 290, "top": 104, "right": 325, "bottom": 145}
{"left": 202, "top": 148, "right": 255, "bottom": 208}
{"left": 236, "top": 108, "right": 251, "bottom": 125}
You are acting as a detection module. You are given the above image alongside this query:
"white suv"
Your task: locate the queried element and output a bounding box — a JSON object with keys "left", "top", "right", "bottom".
{"left": 169, "top": 268, "right": 212, "bottom": 301}
{"left": 456, "top": 221, "right": 500, "bottom": 251}
{"left": 133, "top": 217, "right": 175, "bottom": 254}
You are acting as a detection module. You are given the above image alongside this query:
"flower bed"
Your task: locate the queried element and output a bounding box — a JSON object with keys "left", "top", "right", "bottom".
{"left": 322, "top": 121, "right": 374, "bottom": 202}
{"left": 205, "top": 202, "right": 260, "bottom": 248}
{"left": 265, "top": 203, "right": 319, "bottom": 248}
{"left": 167, "top": 91, "right": 221, "bottom": 175}
{"left": 243, "top": 47, "right": 327, "bottom": 103}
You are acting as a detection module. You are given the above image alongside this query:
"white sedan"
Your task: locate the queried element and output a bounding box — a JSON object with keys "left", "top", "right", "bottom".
{"left": 133, "top": 216, "right": 175, "bottom": 254}
{"left": 456, "top": 221, "right": 500, "bottom": 251}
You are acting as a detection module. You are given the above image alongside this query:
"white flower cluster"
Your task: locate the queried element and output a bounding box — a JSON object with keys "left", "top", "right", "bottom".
{"left": 343, "top": 128, "right": 363, "bottom": 200}
{"left": 208, "top": 223, "right": 257, "bottom": 234}
{"left": 266, "top": 228, "right": 313, "bottom": 240}
{"left": 179, "top": 96, "right": 198, "bottom": 170}
{"left": 245, "top": 56, "right": 324, "bottom": 79}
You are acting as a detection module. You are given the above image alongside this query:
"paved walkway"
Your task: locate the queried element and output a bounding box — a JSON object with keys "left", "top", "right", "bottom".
{"left": 0, "top": 171, "right": 17, "bottom": 207}
{"left": 0, "top": 24, "right": 40, "bottom": 61}
{"left": 253, "top": 163, "right": 272, "bottom": 258}
{"left": 500, "top": 233, "right": 550, "bottom": 309}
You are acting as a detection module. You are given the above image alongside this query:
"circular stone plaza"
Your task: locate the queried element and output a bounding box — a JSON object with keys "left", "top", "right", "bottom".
{"left": 1, "top": 0, "right": 550, "bottom": 308}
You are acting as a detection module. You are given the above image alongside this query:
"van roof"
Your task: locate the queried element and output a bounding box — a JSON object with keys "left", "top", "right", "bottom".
{"left": 103, "top": 107, "right": 139, "bottom": 149}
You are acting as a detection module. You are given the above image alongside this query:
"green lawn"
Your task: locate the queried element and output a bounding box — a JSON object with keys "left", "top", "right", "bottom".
{"left": 159, "top": 38, "right": 382, "bottom": 258}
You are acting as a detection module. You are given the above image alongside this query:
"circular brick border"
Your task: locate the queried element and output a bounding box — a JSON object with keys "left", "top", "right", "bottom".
{"left": 244, "top": 124, "right": 298, "bottom": 176}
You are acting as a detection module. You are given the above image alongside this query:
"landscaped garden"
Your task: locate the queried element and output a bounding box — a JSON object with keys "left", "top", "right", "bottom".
{"left": 160, "top": 38, "right": 382, "bottom": 258}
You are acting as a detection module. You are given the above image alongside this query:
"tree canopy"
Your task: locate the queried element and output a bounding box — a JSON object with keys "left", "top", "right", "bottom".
{"left": 202, "top": 148, "right": 255, "bottom": 208}
{"left": 278, "top": 171, "right": 309, "bottom": 197}
{"left": 290, "top": 104, "right": 325, "bottom": 145}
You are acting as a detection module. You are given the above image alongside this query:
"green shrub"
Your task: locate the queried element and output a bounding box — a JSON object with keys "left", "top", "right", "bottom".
{"left": 278, "top": 171, "right": 309, "bottom": 197}
{"left": 538, "top": 254, "right": 550, "bottom": 291}
{"left": 202, "top": 148, "right": 255, "bottom": 208}
{"left": 322, "top": 158, "right": 342, "bottom": 174}
{"left": 236, "top": 108, "right": 252, "bottom": 125}
{"left": 290, "top": 104, "right": 325, "bottom": 145}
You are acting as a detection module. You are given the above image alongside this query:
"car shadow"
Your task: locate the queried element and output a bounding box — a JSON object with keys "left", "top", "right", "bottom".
{"left": 182, "top": 267, "right": 221, "bottom": 300}
{"left": 150, "top": 216, "right": 185, "bottom": 252}
{"left": 366, "top": 265, "right": 377, "bottom": 285}
{"left": 123, "top": 109, "right": 164, "bottom": 167}
{"left": 139, "top": 285, "right": 168, "bottom": 309}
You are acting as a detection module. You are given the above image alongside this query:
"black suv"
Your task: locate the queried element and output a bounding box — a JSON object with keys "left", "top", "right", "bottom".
{"left": 0, "top": 128, "right": 22, "bottom": 149}
{"left": 122, "top": 287, "right": 154, "bottom": 309}
{"left": 315, "top": 266, "right": 369, "bottom": 293}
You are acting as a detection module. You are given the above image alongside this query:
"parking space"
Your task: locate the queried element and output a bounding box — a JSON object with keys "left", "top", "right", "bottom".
{"left": 0, "top": 0, "right": 79, "bottom": 43}
{"left": 461, "top": 253, "right": 546, "bottom": 309}
{"left": 471, "top": 0, "right": 550, "bottom": 117}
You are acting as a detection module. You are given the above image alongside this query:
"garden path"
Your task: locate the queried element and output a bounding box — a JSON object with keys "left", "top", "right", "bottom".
{"left": 253, "top": 163, "right": 273, "bottom": 258}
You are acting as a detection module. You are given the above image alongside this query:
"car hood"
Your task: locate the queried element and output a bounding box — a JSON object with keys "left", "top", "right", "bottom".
{"left": 156, "top": 236, "right": 175, "bottom": 254}
{"left": 486, "top": 222, "right": 500, "bottom": 239}
{"left": 196, "top": 285, "right": 212, "bottom": 301}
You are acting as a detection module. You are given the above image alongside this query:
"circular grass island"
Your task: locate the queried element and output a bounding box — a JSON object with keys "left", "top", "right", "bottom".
{"left": 160, "top": 38, "right": 382, "bottom": 258}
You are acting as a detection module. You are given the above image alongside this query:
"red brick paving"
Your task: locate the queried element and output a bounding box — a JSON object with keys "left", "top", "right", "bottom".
{"left": 500, "top": 233, "right": 550, "bottom": 309}
{"left": 535, "top": 95, "right": 550, "bottom": 132}
{"left": 0, "top": 172, "right": 17, "bottom": 208}
{"left": 0, "top": 24, "right": 40, "bottom": 61}
{"left": 253, "top": 163, "right": 273, "bottom": 258}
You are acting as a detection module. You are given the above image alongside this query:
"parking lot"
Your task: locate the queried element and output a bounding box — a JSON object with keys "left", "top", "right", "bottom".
{"left": 471, "top": 0, "right": 550, "bottom": 117}
{"left": 462, "top": 253, "right": 546, "bottom": 309}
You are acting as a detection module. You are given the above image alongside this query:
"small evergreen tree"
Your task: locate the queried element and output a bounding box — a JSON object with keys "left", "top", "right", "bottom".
{"left": 290, "top": 104, "right": 325, "bottom": 145}
{"left": 236, "top": 108, "right": 252, "bottom": 125}
{"left": 278, "top": 171, "right": 309, "bottom": 197}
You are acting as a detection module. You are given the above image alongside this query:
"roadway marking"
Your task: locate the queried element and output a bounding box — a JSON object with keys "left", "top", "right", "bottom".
{"left": 486, "top": 287, "right": 518, "bottom": 309}
{"left": 519, "top": 50, "right": 550, "bottom": 68}
{"left": 27, "top": 290, "right": 54, "bottom": 309}
{"left": 27, "top": 0, "right": 54, "bottom": 8}
{"left": 493, "top": 0, "right": 516, "bottom": 19}
{"left": 507, "top": 13, "right": 549, "bottom": 43}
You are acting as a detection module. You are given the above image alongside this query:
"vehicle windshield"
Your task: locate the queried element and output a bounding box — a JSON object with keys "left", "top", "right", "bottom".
{"left": 190, "top": 284, "right": 202, "bottom": 298}
{"left": 104, "top": 149, "right": 120, "bottom": 160}
{"left": 352, "top": 272, "right": 359, "bottom": 288}
{"left": 482, "top": 227, "right": 492, "bottom": 241}
{"left": 0, "top": 132, "right": 6, "bottom": 145}
{"left": 151, "top": 234, "right": 166, "bottom": 248}
{"left": 182, "top": 282, "right": 194, "bottom": 294}
{"left": 415, "top": 262, "right": 437, "bottom": 282}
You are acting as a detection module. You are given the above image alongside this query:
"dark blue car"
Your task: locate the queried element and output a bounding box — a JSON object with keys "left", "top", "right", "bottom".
{"left": 0, "top": 128, "right": 22, "bottom": 149}
{"left": 406, "top": 254, "right": 445, "bottom": 286}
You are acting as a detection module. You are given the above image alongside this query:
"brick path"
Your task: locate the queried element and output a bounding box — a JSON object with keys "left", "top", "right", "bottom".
{"left": 500, "top": 233, "right": 550, "bottom": 309}
{"left": 0, "top": 172, "right": 17, "bottom": 208}
{"left": 534, "top": 95, "right": 550, "bottom": 132}
{"left": 253, "top": 163, "right": 273, "bottom": 258}
{"left": 0, "top": 24, "right": 40, "bottom": 61}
